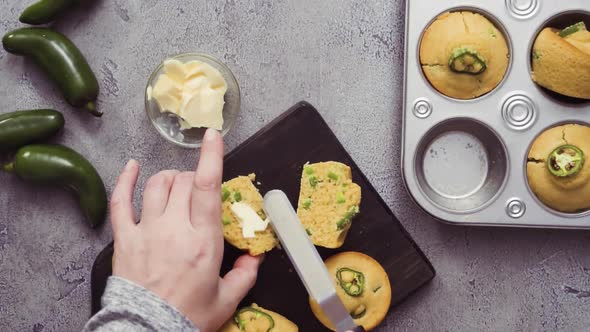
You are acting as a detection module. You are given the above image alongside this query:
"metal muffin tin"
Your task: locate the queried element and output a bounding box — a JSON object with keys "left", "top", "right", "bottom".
{"left": 402, "top": 0, "right": 590, "bottom": 228}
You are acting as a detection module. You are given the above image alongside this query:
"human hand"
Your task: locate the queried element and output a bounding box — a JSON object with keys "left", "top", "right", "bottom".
{"left": 109, "top": 129, "right": 263, "bottom": 332}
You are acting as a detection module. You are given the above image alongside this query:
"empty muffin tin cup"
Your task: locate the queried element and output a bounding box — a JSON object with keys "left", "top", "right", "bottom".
{"left": 414, "top": 118, "right": 508, "bottom": 213}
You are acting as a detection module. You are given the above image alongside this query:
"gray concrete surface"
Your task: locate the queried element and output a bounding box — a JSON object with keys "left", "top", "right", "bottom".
{"left": 1, "top": 0, "right": 589, "bottom": 331}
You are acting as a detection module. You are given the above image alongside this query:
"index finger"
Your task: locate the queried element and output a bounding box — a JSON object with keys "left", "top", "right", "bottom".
{"left": 190, "top": 129, "right": 224, "bottom": 233}
{"left": 110, "top": 160, "right": 139, "bottom": 242}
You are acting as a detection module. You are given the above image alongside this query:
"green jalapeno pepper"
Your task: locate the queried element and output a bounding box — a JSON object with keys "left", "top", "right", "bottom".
{"left": 2, "top": 28, "right": 101, "bottom": 117}
{"left": 336, "top": 192, "right": 346, "bottom": 204}
{"left": 222, "top": 186, "right": 231, "bottom": 202}
{"left": 559, "top": 22, "right": 587, "bottom": 38}
{"left": 3, "top": 144, "right": 107, "bottom": 228}
{"left": 309, "top": 175, "right": 319, "bottom": 188}
{"left": 222, "top": 214, "right": 232, "bottom": 226}
{"left": 0, "top": 109, "right": 64, "bottom": 151}
{"left": 449, "top": 48, "right": 487, "bottom": 75}
{"left": 234, "top": 307, "right": 275, "bottom": 332}
{"left": 336, "top": 205, "right": 359, "bottom": 230}
{"left": 327, "top": 171, "right": 339, "bottom": 181}
{"left": 302, "top": 198, "right": 313, "bottom": 209}
{"left": 547, "top": 144, "right": 584, "bottom": 177}
{"left": 233, "top": 191, "right": 242, "bottom": 202}
{"left": 337, "top": 267, "right": 365, "bottom": 297}
{"left": 19, "top": 0, "right": 79, "bottom": 25}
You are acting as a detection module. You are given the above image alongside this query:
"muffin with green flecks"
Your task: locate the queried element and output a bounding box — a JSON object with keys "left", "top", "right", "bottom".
{"left": 297, "top": 161, "right": 362, "bottom": 248}
{"left": 221, "top": 175, "right": 278, "bottom": 255}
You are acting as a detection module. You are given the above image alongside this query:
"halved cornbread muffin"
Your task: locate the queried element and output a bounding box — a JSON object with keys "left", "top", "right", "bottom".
{"left": 222, "top": 175, "right": 278, "bottom": 255}
{"left": 296, "top": 161, "right": 361, "bottom": 248}
{"left": 532, "top": 22, "right": 590, "bottom": 99}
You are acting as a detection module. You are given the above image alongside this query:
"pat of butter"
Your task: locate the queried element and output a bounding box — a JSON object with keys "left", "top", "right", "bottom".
{"left": 230, "top": 202, "right": 270, "bottom": 239}
{"left": 148, "top": 59, "right": 227, "bottom": 130}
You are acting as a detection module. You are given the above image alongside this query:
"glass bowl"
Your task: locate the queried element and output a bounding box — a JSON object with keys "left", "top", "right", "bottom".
{"left": 145, "top": 53, "right": 241, "bottom": 148}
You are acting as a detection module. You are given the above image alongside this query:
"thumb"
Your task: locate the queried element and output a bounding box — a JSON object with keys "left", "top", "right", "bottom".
{"left": 219, "top": 254, "right": 263, "bottom": 308}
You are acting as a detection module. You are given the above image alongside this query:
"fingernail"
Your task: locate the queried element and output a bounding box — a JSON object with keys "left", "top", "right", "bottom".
{"left": 125, "top": 159, "right": 136, "bottom": 171}
{"left": 203, "top": 128, "right": 219, "bottom": 142}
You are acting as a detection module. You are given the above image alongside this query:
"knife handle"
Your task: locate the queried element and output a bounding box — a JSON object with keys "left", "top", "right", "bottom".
{"left": 350, "top": 326, "right": 365, "bottom": 332}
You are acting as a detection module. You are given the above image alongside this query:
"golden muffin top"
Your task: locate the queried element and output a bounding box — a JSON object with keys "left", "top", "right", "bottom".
{"left": 527, "top": 124, "right": 590, "bottom": 213}
{"left": 420, "top": 11, "right": 510, "bottom": 99}
{"left": 309, "top": 252, "right": 391, "bottom": 331}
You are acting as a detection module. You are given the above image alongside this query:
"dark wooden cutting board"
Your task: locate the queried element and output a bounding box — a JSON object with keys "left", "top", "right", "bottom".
{"left": 91, "top": 101, "right": 435, "bottom": 330}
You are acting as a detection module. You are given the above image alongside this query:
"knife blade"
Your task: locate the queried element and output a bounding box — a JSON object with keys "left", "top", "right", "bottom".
{"left": 263, "top": 190, "right": 364, "bottom": 332}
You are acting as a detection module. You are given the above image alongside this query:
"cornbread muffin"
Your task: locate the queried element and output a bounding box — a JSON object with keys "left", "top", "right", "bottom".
{"left": 532, "top": 22, "right": 590, "bottom": 99}
{"left": 527, "top": 124, "right": 590, "bottom": 213}
{"left": 219, "top": 303, "right": 298, "bottom": 332}
{"left": 420, "top": 11, "right": 510, "bottom": 99}
{"left": 309, "top": 252, "right": 392, "bottom": 331}
{"left": 222, "top": 175, "right": 278, "bottom": 255}
{"left": 296, "top": 162, "right": 362, "bottom": 248}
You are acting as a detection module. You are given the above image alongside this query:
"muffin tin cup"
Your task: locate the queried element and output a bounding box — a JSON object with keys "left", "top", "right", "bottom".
{"left": 402, "top": 0, "right": 590, "bottom": 228}
{"left": 414, "top": 118, "right": 509, "bottom": 214}
{"left": 417, "top": 6, "right": 514, "bottom": 101}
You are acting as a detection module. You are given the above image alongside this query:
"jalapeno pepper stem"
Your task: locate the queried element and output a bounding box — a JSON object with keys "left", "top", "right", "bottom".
{"left": 2, "top": 162, "right": 15, "bottom": 172}
{"left": 85, "top": 102, "right": 103, "bottom": 117}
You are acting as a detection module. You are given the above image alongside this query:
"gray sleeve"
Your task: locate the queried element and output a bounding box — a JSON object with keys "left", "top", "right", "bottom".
{"left": 83, "top": 276, "right": 198, "bottom": 332}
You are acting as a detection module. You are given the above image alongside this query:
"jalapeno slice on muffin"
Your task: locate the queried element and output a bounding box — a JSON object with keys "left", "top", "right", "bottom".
{"left": 220, "top": 304, "right": 298, "bottom": 332}
{"left": 234, "top": 307, "right": 275, "bottom": 332}
{"left": 337, "top": 268, "right": 365, "bottom": 296}
{"left": 449, "top": 48, "right": 487, "bottom": 75}
{"left": 547, "top": 144, "right": 585, "bottom": 177}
